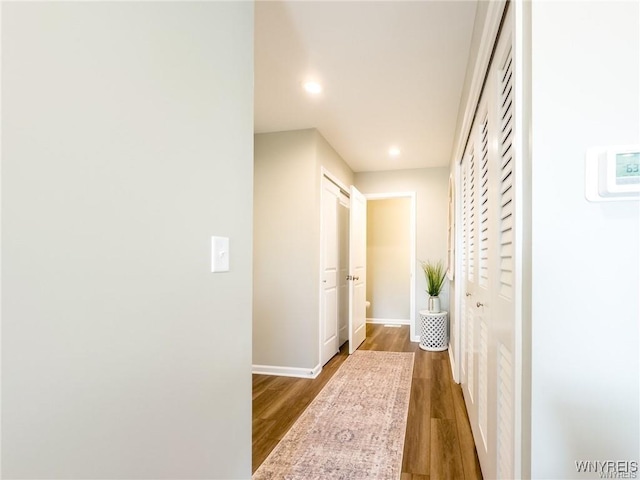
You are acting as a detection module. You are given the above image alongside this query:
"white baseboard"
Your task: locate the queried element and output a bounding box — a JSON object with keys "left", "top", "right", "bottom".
{"left": 252, "top": 363, "right": 321, "bottom": 379}
{"left": 411, "top": 334, "right": 420, "bottom": 343}
{"left": 366, "top": 318, "right": 410, "bottom": 326}
{"left": 448, "top": 346, "right": 459, "bottom": 384}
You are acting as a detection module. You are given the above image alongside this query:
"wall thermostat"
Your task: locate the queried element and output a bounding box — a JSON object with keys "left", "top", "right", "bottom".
{"left": 586, "top": 145, "right": 640, "bottom": 201}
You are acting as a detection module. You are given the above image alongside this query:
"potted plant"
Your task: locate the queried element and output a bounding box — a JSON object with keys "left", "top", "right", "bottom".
{"left": 420, "top": 260, "right": 446, "bottom": 313}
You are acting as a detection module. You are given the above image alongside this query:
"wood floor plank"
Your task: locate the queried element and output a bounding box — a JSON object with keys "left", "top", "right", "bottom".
{"left": 268, "top": 397, "right": 310, "bottom": 440}
{"left": 430, "top": 357, "right": 457, "bottom": 420}
{"left": 431, "top": 418, "right": 465, "bottom": 480}
{"left": 251, "top": 374, "right": 272, "bottom": 400}
{"left": 402, "top": 377, "right": 431, "bottom": 475}
{"left": 401, "top": 332, "right": 419, "bottom": 353}
{"left": 401, "top": 474, "right": 430, "bottom": 480}
{"left": 451, "top": 383, "right": 483, "bottom": 480}
{"left": 252, "top": 385, "right": 285, "bottom": 419}
{"left": 389, "top": 327, "right": 406, "bottom": 351}
{"left": 412, "top": 349, "right": 432, "bottom": 379}
{"left": 252, "top": 418, "right": 277, "bottom": 471}
{"left": 257, "top": 381, "right": 308, "bottom": 420}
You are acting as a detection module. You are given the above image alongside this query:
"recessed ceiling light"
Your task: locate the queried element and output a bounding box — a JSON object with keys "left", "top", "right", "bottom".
{"left": 389, "top": 147, "right": 401, "bottom": 157}
{"left": 303, "top": 81, "right": 323, "bottom": 95}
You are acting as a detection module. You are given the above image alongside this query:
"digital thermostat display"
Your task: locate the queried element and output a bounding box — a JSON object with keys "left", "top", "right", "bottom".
{"left": 585, "top": 145, "right": 640, "bottom": 202}
{"left": 616, "top": 152, "right": 640, "bottom": 184}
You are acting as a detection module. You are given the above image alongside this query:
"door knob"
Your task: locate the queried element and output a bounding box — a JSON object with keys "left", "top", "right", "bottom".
{"left": 466, "top": 292, "right": 472, "bottom": 297}
{"left": 476, "top": 302, "right": 484, "bottom": 308}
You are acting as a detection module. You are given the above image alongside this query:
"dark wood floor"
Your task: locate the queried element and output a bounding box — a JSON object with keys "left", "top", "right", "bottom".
{"left": 252, "top": 324, "right": 483, "bottom": 479}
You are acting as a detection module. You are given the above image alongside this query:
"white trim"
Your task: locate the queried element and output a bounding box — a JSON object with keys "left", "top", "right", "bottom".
{"left": 452, "top": 1, "right": 508, "bottom": 169}
{"left": 366, "top": 318, "right": 410, "bottom": 325}
{"left": 0, "top": 4, "right": 3, "bottom": 473}
{"left": 514, "top": 1, "right": 532, "bottom": 477}
{"left": 0, "top": 5, "right": 3, "bottom": 477}
{"left": 321, "top": 166, "right": 350, "bottom": 197}
{"left": 365, "top": 192, "right": 411, "bottom": 200}
{"left": 364, "top": 191, "right": 417, "bottom": 343}
{"left": 449, "top": 345, "right": 459, "bottom": 383}
{"left": 252, "top": 363, "right": 322, "bottom": 379}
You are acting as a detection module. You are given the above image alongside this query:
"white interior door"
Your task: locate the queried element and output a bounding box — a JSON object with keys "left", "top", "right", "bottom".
{"left": 348, "top": 185, "right": 367, "bottom": 354}
{"left": 320, "top": 178, "right": 340, "bottom": 366}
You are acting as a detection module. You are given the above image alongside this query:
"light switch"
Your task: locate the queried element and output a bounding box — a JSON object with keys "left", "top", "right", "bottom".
{"left": 211, "top": 236, "right": 230, "bottom": 272}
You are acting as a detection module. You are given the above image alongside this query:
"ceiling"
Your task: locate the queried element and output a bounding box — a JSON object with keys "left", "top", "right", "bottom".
{"left": 254, "top": 0, "right": 478, "bottom": 173}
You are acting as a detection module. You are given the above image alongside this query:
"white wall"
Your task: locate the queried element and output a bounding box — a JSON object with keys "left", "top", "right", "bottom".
{"left": 355, "top": 168, "right": 449, "bottom": 338}
{"left": 366, "top": 198, "right": 411, "bottom": 320}
{"left": 1, "top": 3, "right": 254, "bottom": 478}
{"left": 530, "top": 2, "right": 639, "bottom": 478}
{"left": 253, "top": 130, "right": 317, "bottom": 369}
{"left": 253, "top": 129, "right": 353, "bottom": 371}
{"left": 451, "top": 0, "right": 490, "bottom": 155}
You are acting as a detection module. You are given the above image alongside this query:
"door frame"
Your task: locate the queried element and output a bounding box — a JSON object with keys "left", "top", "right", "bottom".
{"left": 364, "top": 192, "right": 417, "bottom": 342}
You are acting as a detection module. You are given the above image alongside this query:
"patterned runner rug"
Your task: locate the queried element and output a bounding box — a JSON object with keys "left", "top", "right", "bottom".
{"left": 253, "top": 350, "right": 415, "bottom": 480}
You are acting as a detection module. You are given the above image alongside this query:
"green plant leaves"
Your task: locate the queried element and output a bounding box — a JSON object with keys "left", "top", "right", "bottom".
{"left": 420, "top": 260, "right": 446, "bottom": 296}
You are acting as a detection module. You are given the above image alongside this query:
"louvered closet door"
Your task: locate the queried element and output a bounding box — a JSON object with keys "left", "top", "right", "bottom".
{"left": 458, "top": 5, "right": 516, "bottom": 480}
{"left": 462, "top": 140, "right": 477, "bottom": 419}
{"left": 462, "top": 97, "right": 495, "bottom": 478}
{"left": 459, "top": 147, "right": 470, "bottom": 389}
{"left": 492, "top": 10, "right": 516, "bottom": 479}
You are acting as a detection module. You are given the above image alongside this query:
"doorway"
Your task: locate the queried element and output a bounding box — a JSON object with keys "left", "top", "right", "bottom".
{"left": 365, "top": 192, "right": 417, "bottom": 339}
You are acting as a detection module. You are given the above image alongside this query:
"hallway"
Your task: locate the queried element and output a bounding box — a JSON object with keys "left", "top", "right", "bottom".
{"left": 252, "top": 324, "right": 483, "bottom": 479}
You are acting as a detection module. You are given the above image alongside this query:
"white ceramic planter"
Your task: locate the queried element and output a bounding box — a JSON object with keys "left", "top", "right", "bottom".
{"left": 427, "top": 296, "right": 441, "bottom": 313}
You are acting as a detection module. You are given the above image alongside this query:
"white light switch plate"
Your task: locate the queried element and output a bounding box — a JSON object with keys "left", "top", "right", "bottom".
{"left": 211, "top": 236, "right": 230, "bottom": 272}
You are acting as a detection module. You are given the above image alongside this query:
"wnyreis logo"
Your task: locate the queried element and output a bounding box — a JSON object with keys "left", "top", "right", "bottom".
{"left": 575, "top": 460, "right": 639, "bottom": 478}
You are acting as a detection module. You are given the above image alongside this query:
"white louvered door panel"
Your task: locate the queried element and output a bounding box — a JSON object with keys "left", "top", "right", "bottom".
{"left": 475, "top": 107, "right": 492, "bottom": 461}
{"left": 492, "top": 21, "right": 516, "bottom": 479}
{"left": 456, "top": 5, "right": 518, "bottom": 480}
{"left": 479, "top": 114, "right": 490, "bottom": 289}
{"left": 460, "top": 151, "right": 469, "bottom": 381}
{"left": 468, "top": 149, "right": 476, "bottom": 283}
{"left": 461, "top": 300, "right": 467, "bottom": 377}
{"left": 470, "top": 97, "right": 494, "bottom": 470}
{"left": 499, "top": 49, "right": 515, "bottom": 301}
{"left": 466, "top": 302, "right": 475, "bottom": 402}
{"left": 462, "top": 123, "right": 481, "bottom": 449}
{"left": 461, "top": 154, "right": 469, "bottom": 288}
{"left": 478, "top": 319, "right": 489, "bottom": 449}
{"left": 463, "top": 142, "right": 478, "bottom": 408}
{"left": 497, "top": 343, "right": 514, "bottom": 479}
